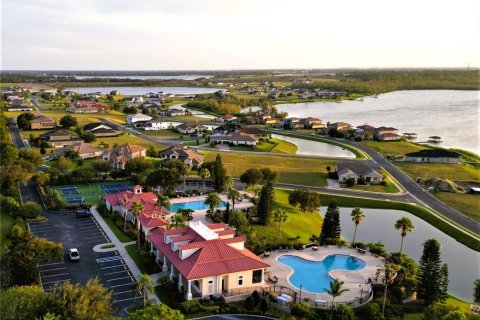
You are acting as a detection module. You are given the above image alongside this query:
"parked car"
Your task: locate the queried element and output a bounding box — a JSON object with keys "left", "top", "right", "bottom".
{"left": 68, "top": 248, "right": 80, "bottom": 261}
{"left": 76, "top": 209, "right": 91, "bottom": 218}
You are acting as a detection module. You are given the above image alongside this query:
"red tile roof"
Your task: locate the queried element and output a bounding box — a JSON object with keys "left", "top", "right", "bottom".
{"left": 149, "top": 226, "right": 268, "bottom": 280}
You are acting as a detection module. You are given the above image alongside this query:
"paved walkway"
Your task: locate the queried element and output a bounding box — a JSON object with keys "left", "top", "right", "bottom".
{"left": 90, "top": 205, "right": 160, "bottom": 304}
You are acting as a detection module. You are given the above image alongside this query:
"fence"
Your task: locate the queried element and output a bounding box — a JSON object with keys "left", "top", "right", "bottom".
{"left": 306, "top": 288, "right": 373, "bottom": 310}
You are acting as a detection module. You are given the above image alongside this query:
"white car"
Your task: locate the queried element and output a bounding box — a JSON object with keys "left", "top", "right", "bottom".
{"left": 68, "top": 248, "right": 80, "bottom": 261}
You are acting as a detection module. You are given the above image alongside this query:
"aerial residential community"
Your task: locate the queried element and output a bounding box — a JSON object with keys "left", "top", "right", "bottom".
{"left": 1, "top": 1, "right": 479, "bottom": 320}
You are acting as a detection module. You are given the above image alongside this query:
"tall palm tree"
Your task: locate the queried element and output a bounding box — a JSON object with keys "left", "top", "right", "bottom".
{"left": 273, "top": 209, "right": 288, "bottom": 247}
{"left": 180, "top": 163, "right": 190, "bottom": 190}
{"left": 135, "top": 273, "right": 155, "bottom": 307}
{"left": 199, "top": 168, "right": 210, "bottom": 192}
{"left": 394, "top": 216, "right": 415, "bottom": 253}
{"left": 227, "top": 188, "right": 241, "bottom": 212}
{"left": 381, "top": 263, "right": 400, "bottom": 315}
{"left": 351, "top": 207, "right": 365, "bottom": 245}
{"left": 325, "top": 278, "right": 350, "bottom": 314}
{"left": 204, "top": 192, "right": 221, "bottom": 215}
{"left": 131, "top": 201, "right": 144, "bottom": 250}
{"left": 155, "top": 193, "right": 171, "bottom": 212}
{"left": 169, "top": 213, "right": 186, "bottom": 230}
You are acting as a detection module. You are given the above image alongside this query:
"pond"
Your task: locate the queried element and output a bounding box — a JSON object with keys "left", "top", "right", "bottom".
{"left": 318, "top": 206, "right": 480, "bottom": 302}
{"left": 55, "top": 86, "right": 223, "bottom": 95}
{"left": 276, "top": 90, "right": 480, "bottom": 154}
{"left": 271, "top": 133, "right": 355, "bottom": 158}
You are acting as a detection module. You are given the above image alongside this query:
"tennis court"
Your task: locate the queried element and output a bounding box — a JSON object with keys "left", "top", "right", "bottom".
{"left": 60, "top": 185, "right": 80, "bottom": 196}
{"left": 101, "top": 183, "right": 132, "bottom": 195}
{"left": 50, "top": 181, "right": 133, "bottom": 206}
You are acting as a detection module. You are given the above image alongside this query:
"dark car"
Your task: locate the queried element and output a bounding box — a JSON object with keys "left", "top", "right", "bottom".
{"left": 76, "top": 209, "right": 92, "bottom": 218}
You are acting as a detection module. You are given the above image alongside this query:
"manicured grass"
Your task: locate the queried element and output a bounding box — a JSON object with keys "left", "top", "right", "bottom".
{"left": 142, "top": 129, "right": 181, "bottom": 138}
{"left": 4, "top": 110, "right": 127, "bottom": 125}
{"left": 1, "top": 211, "right": 15, "bottom": 250}
{"left": 394, "top": 162, "right": 480, "bottom": 181}
{"left": 91, "top": 133, "right": 159, "bottom": 148}
{"left": 230, "top": 138, "right": 298, "bottom": 154}
{"left": 362, "top": 140, "right": 430, "bottom": 156}
{"left": 318, "top": 193, "right": 480, "bottom": 252}
{"left": 203, "top": 152, "right": 334, "bottom": 187}
{"left": 252, "top": 189, "right": 322, "bottom": 245}
{"left": 349, "top": 175, "right": 400, "bottom": 193}
{"left": 404, "top": 313, "right": 423, "bottom": 320}
{"left": 434, "top": 192, "right": 480, "bottom": 222}
{"left": 445, "top": 295, "right": 472, "bottom": 313}
{"left": 103, "top": 215, "right": 134, "bottom": 243}
{"left": 125, "top": 244, "right": 161, "bottom": 275}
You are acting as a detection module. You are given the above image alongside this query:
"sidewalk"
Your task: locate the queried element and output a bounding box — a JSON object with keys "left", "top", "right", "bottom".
{"left": 90, "top": 205, "right": 160, "bottom": 304}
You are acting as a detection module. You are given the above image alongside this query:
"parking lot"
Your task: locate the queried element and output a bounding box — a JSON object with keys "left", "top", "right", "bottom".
{"left": 29, "top": 213, "right": 142, "bottom": 316}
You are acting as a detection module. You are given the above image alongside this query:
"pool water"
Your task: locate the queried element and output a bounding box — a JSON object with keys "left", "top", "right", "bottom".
{"left": 278, "top": 254, "right": 366, "bottom": 293}
{"left": 170, "top": 200, "right": 227, "bottom": 212}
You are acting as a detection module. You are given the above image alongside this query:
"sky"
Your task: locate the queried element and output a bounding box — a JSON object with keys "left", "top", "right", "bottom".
{"left": 1, "top": 0, "right": 479, "bottom": 70}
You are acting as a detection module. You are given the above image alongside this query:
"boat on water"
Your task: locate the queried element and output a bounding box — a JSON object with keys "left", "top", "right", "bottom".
{"left": 403, "top": 132, "right": 417, "bottom": 140}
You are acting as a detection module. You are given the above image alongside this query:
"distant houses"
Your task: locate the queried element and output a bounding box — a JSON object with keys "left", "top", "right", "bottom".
{"left": 84, "top": 123, "right": 122, "bottom": 137}
{"left": 127, "top": 113, "right": 153, "bottom": 125}
{"left": 176, "top": 122, "right": 207, "bottom": 135}
{"left": 31, "top": 113, "right": 56, "bottom": 130}
{"left": 159, "top": 145, "right": 205, "bottom": 169}
{"left": 404, "top": 149, "right": 460, "bottom": 164}
{"left": 212, "top": 132, "right": 259, "bottom": 146}
{"left": 67, "top": 101, "right": 109, "bottom": 113}
{"left": 54, "top": 142, "right": 105, "bottom": 159}
{"left": 374, "top": 127, "right": 402, "bottom": 141}
{"left": 43, "top": 129, "right": 84, "bottom": 148}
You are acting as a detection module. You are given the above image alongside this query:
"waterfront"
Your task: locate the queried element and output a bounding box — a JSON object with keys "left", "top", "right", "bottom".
{"left": 277, "top": 90, "right": 480, "bottom": 154}
{"left": 57, "top": 86, "right": 222, "bottom": 95}
{"left": 322, "top": 207, "right": 480, "bottom": 302}
{"left": 73, "top": 75, "right": 213, "bottom": 80}
{"left": 271, "top": 133, "right": 355, "bottom": 158}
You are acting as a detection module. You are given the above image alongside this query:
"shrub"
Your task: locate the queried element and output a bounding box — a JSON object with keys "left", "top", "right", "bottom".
{"left": 380, "top": 180, "right": 388, "bottom": 186}
{"left": 291, "top": 302, "right": 315, "bottom": 319}
{"left": 367, "top": 242, "right": 386, "bottom": 256}
{"left": 346, "top": 177, "right": 356, "bottom": 187}
{"left": 100, "top": 243, "right": 115, "bottom": 249}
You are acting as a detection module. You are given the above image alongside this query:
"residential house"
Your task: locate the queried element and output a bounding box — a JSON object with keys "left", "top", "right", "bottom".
{"left": 30, "top": 114, "right": 56, "bottom": 130}
{"left": 374, "top": 127, "right": 401, "bottom": 141}
{"left": 127, "top": 113, "right": 153, "bottom": 125}
{"left": 213, "top": 123, "right": 243, "bottom": 135}
{"left": 218, "top": 114, "right": 238, "bottom": 123}
{"left": 103, "top": 144, "right": 147, "bottom": 169}
{"left": 238, "top": 127, "right": 265, "bottom": 139}
{"left": 259, "top": 115, "right": 277, "bottom": 125}
{"left": 7, "top": 105, "right": 33, "bottom": 112}
{"left": 54, "top": 142, "right": 105, "bottom": 159}
{"left": 104, "top": 185, "right": 169, "bottom": 235}
{"left": 144, "top": 117, "right": 182, "bottom": 131}
{"left": 336, "top": 162, "right": 383, "bottom": 184}
{"left": 83, "top": 123, "right": 122, "bottom": 137}
{"left": 302, "top": 117, "right": 325, "bottom": 129}
{"left": 356, "top": 124, "right": 376, "bottom": 139}
{"left": 159, "top": 145, "right": 205, "bottom": 169}
{"left": 147, "top": 221, "right": 269, "bottom": 300}
{"left": 176, "top": 122, "right": 207, "bottom": 135}
{"left": 279, "top": 117, "right": 303, "bottom": 130}
{"left": 328, "top": 122, "right": 353, "bottom": 134}
{"left": 165, "top": 108, "right": 187, "bottom": 117}
{"left": 212, "top": 132, "right": 259, "bottom": 146}
{"left": 44, "top": 129, "right": 84, "bottom": 148}
{"left": 67, "top": 101, "right": 109, "bottom": 113}
{"left": 404, "top": 149, "right": 460, "bottom": 164}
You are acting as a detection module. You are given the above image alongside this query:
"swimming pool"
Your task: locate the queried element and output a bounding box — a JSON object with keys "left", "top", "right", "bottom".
{"left": 170, "top": 200, "right": 227, "bottom": 212}
{"left": 278, "top": 254, "right": 366, "bottom": 293}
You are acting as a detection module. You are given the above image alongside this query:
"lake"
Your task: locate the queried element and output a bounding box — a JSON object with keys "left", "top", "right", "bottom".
{"left": 58, "top": 86, "right": 223, "bottom": 95}
{"left": 276, "top": 90, "right": 480, "bottom": 154}
{"left": 271, "top": 133, "right": 355, "bottom": 158}
{"left": 73, "top": 75, "right": 213, "bottom": 80}
{"left": 319, "top": 206, "right": 480, "bottom": 302}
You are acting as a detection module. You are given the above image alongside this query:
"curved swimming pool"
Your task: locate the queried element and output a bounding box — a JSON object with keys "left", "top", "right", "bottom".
{"left": 278, "top": 254, "right": 366, "bottom": 293}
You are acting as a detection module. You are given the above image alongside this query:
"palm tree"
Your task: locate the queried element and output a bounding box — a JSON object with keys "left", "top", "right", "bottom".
{"left": 227, "top": 188, "right": 241, "bottom": 212}
{"left": 204, "top": 192, "right": 221, "bottom": 216}
{"left": 351, "top": 207, "right": 365, "bottom": 245}
{"left": 325, "top": 278, "right": 350, "bottom": 315}
{"left": 273, "top": 209, "right": 288, "bottom": 247}
{"left": 131, "top": 201, "right": 144, "bottom": 250}
{"left": 180, "top": 163, "right": 190, "bottom": 190}
{"left": 155, "top": 193, "right": 171, "bottom": 211}
{"left": 199, "top": 168, "right": 210, "bottom": 192}
{"left": 135, "top": 274, "right": 155, "bottom": 307}
{"left": 169, "top": 213, "right": 186, "bottom": 230}
{"left": 381, "top": 263, "right": 400, "bottom": 316}
{"left": 394, "top": 216, "right": 415, "bottom": 253}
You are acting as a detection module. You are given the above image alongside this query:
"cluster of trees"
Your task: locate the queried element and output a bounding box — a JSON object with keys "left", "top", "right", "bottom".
{"left": 240, "top": 167, "right": 278, "bottom": 187}
{"left": 16, "top": 112, "right": 36, "bottom": 130}
{"left": 288, "top": 189, "right": 321, "bottom": 212}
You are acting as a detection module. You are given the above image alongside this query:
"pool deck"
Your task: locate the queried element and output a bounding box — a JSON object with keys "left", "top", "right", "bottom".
{"left": 262, "top": 246, "right": 385, "bottom": 303}
{"left": 170, "top": 194, "right": 255, "bottom": 224}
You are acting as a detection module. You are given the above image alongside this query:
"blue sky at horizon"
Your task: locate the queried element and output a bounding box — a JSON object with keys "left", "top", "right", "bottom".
{"left": 1, "top": 0, "right": 479, "bottom": 70}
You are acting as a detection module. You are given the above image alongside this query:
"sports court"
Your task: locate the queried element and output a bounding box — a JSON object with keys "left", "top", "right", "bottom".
{"left": 50, "top": 181, "right": 133, "bottom": 206}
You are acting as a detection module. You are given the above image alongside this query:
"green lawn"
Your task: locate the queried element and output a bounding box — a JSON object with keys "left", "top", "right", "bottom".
{"left": 394, "top": 162, "right": 480, "bottom": 182}
{"left": 252, "top": 189, "right": 322, "bottom": 245}
{"left": 318, "top": 194, "right": 480, "bottom": 252}
{"left": 434, "top": 192, "right": 480, "bottom": 222}
{"left": 349, "top": 175, "right": 400, "bottom": 193}
{"left": 1, "top": 211, "right": 15, "bottom": 250}
{"left": 203, "top": 152, "right": 334, "bottom": 187}
{"left": 142, "top": 129, "right": 181, "bottom": 138}
{"left": 230, "top": 138, "right": 298, "bottom": 154}
{"left": 103, "top": 215, "right": 134, "bottom": 243}
{"left": 125, "top": 244, "right": 161, "bottom": 275}
{"left": 91, "top": 133, "right": 164, "bottom": 149}
{"left": 362, "top": 140, "right": 430, "bottom": 156}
